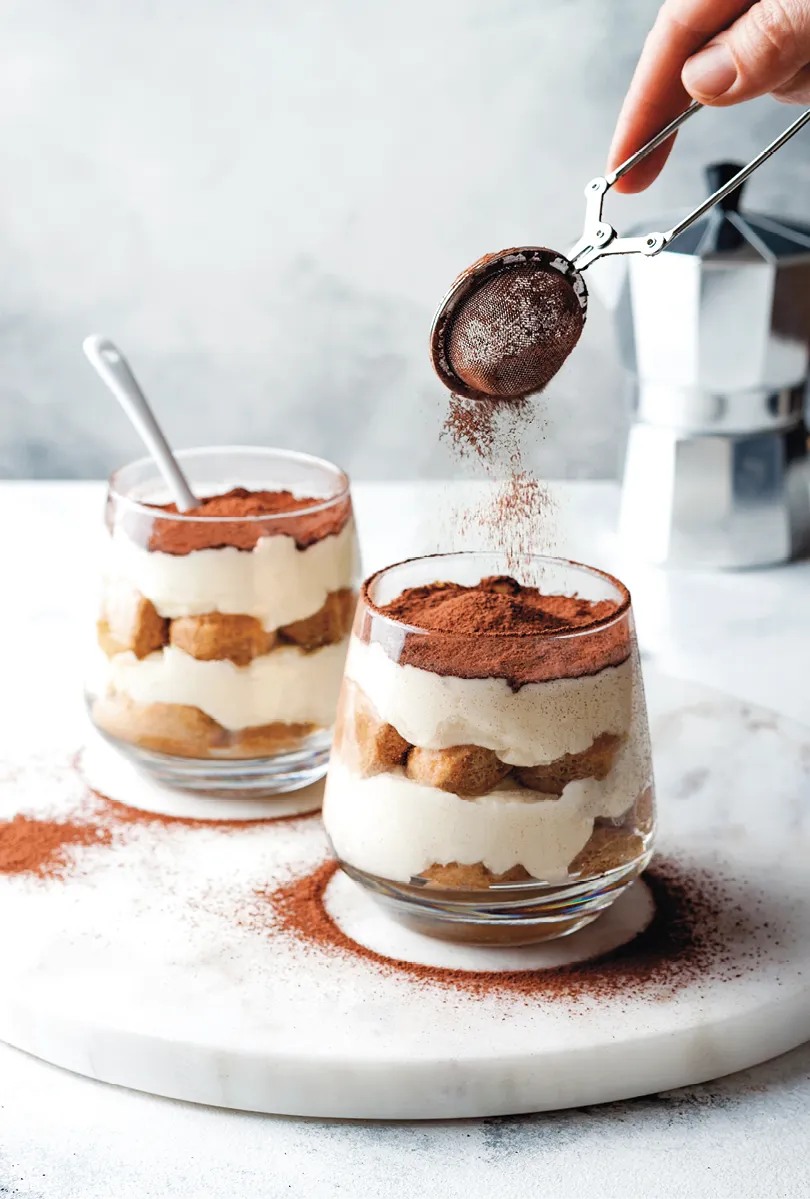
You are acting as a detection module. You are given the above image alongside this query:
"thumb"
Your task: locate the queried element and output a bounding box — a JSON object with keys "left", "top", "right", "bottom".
{"left": 682, "top": 0, "right": 810, "bottom": 104}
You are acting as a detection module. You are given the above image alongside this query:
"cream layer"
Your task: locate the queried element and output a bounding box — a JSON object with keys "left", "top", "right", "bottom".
{"left": 323, "top": 729, "right": 651, "bottom": 884}
{"left": 345, "top": 636, "right": 637, "bottom": 767}
{"left": 105, "top": 519, "right": 358, "bottom": 632}
{"left": 102, "top": 640, "right": 349, "bottom": 730}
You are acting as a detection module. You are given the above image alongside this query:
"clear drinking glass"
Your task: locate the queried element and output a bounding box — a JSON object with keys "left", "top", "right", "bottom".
{"left": 323, "top": 552, "right": 655, "bottom": 944}
{"left": 87, "top": 446, "right": 361, "bottom": 796}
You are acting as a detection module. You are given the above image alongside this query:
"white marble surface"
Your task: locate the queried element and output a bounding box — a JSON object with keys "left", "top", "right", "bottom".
{"left": 3, "top": 669, "right": 809, "bottom": 1121}
{"left": 1, "top": 480, "right": 810, "bottom": 1194}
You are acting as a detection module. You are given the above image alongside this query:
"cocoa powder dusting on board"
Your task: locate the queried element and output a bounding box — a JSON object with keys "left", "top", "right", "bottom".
{"left": 0, "top": 813, "right": 112, "bottom": 880}
{"left": 256, "top": 857, "right": 745, "bottom": 1002}
{"left": 128, "top": 488, "right": 352, "bottom": 555}
{"left": 83, "top": 787, "right": 319, "bottom": 832}
{"left": 0, "top": 771, "right": 318, "bottom": 883}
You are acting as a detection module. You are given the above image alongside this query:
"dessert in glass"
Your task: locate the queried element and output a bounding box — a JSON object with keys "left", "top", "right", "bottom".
{"left": 323, "top": 552, "right": 655, "bottom": 943}
{"left": 88, "top": 447, "right": 360, "bottom": 796}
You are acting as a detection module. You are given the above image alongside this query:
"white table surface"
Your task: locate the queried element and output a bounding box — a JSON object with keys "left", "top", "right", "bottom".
{"left": 1, "top": 479, "right": 809, "bottom": 1199}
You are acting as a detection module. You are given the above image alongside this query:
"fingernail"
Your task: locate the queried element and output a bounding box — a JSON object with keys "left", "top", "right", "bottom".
{"left": 683, "top": 42, "right": 737, "bottom": 99}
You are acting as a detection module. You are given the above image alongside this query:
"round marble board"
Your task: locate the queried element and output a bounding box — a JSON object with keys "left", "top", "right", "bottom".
{"left": 0, "top": 667, "right": 808, "bottom": 1120}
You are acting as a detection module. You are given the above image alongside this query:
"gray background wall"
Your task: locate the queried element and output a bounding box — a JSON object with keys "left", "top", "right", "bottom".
{"left": 1, "top": 0, "right": 809, "bottom": 481}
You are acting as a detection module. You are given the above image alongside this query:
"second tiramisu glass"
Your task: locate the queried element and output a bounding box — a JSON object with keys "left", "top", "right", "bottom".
{"left": 323, "top": 552, "right": 655, "bottom": 943}
{"left": 88, "top": 447, "right": 360, "bottom": 796}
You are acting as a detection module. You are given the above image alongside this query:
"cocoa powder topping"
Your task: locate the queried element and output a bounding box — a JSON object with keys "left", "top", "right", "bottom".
{"left": 359, "top": 574, "right": 631, "bottom": 687}
{"left": 377, "top": 576, "right": 619, "bottom": 635}
{"left": 131, "top": 488, "right": 351, "bottom": 555}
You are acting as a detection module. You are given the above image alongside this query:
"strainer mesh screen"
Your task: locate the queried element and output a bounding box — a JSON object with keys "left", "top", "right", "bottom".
{"left": 446, "top": 264, "right": 585, "bottom": 398}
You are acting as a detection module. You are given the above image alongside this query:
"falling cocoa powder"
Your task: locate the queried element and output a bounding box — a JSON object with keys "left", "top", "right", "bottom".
{"left": 442, "top": 395, "right": 500, "bottom": 462}
{"left": 442, "top": 394, "right": 553, "bottom": 570}
{"left": 480, "top": 470, "right": 554, "bottom": 570}
{"left": 442, "top": 395, "right": 532, "bottom": 465}
{"left": 255, "top": 857, "right": 749, "bottom": 1002}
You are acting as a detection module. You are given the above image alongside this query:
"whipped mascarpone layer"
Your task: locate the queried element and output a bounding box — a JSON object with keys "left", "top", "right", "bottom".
{"left": 102, "top": 640, "right": 348, "bottom": 730}
{"left": 324, "top": 730, "right": 651, "bottom": 883}
{"left": 106, "top": 519, "right": 358, "bottom": 631}
{"left": 345, "top": 637, "right": 636, "bottom": 766}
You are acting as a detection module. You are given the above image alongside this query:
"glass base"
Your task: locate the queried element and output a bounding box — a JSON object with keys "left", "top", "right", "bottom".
{"left": 99, "top": 731, "right": 332, "bottom": 798}
{"left": 340, "top": 849, "right": 654, "bottom": 946}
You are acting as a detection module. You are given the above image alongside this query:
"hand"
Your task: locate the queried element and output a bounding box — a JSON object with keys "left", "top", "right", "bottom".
{"left": 609, "top": 0, "right": 810, "bottom": 193}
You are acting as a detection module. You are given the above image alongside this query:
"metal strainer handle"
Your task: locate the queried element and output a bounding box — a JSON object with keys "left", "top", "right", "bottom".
{"left": 570, "top": 103, "right": 810, "bottom": 270}
{"left": 606, "top": 99, "right": 703, "bottom": 187}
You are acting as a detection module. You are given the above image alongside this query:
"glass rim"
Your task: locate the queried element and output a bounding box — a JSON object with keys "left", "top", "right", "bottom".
{"left": 361, "top": 551, "right": 631, "bottom": 640}
{"left": 108, "top": 445, "right": 351, "bottom": 523}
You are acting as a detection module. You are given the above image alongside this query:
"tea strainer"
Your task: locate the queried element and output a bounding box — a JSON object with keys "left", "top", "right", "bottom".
{"left": 430, "top": 101, "right": 810, "bottom": 402}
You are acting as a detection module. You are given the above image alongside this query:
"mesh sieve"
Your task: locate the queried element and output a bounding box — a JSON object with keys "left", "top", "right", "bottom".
{"left": 430, "top": 249, "right": 588, "bottom": 402}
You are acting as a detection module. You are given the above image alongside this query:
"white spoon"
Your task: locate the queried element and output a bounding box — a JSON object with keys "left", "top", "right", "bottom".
{"left": 83, "top": 334, "right": 199, "bottom": 512}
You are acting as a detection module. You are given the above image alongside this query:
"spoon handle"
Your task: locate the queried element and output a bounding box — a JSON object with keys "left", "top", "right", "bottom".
{"left": 83, "top": 335, "right": 198, "bottom": 512}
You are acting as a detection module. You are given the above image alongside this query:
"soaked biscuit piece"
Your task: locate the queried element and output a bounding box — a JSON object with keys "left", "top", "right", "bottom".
{"left": 421, "top": 861, "right": 533, "bottom": 889}
{"left": 93, "top": 695, "right": 317, "bottom": 760}
{"left": 217, "top": 720, "right": 317, "bottom": 758}
{"left": 515, "top": 732, "right": 622, "bottom": 795}
{"left": 335, "top": 682, "right": 410, "bottom": 777}
{"left": 97, "top": 593, "right": 169, "bottom": 660}
{"left": 405, "top": 744, "right": 511, "bottom": 797}
{"left": 169, "top": 613, "right": 274, "bottom": 666}
{"left": 567, "top": 827, "right": 644, "bottom": 877}
{"left": 278, "top": 589, "right": 355, "bottom": 651}
{"left": 93, "top": 695, "right": 219, "bottom": 758}
{"left": 632, "top": 786, "right": 655, "bottom": 835}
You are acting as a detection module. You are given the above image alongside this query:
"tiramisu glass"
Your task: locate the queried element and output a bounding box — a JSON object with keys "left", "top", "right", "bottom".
{"left": 87, "top": 447, "right": 360, "bottom": 796}
{"left": 323, "top": 552, "right": 655, "bottom": 943}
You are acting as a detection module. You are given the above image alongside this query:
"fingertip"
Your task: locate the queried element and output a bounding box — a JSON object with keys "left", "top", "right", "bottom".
{"left": 611, "top": 169, "right": 659, "bottom": 195}
{"left": 607, "top": 139, "right": 674, "bottom": 194}
{"left": 611, "top": 173, "right": 653, "bottom": 196}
